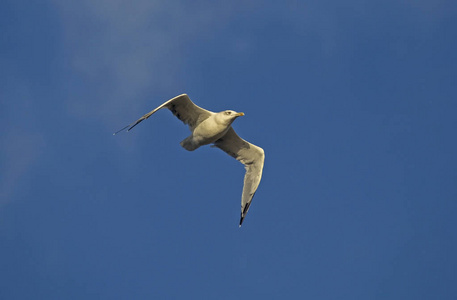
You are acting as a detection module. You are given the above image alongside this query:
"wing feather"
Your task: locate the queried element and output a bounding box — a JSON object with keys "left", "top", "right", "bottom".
{"left": 113, "top": 94, "right": 213, "bottom": 134}
{"left": 213, "top": 127, "right": 265, "bottom": 226}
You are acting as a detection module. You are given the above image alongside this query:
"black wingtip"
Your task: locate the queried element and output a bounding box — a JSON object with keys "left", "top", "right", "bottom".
{"left": 113, "top": 124, "right": 130, "bottom": 135}
{"left": 113, "top": 118, "right": 146, "bottom": 135}
{"left": 238, "top": 202, "right": 251, "bottom": 227}
{"left": 126, "top": 120, "right": 142, "bottom": 132}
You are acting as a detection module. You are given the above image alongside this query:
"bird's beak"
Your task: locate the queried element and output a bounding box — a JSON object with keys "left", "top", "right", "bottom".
{"left": 237, "top": 112, "right": 245, "bottom": 117}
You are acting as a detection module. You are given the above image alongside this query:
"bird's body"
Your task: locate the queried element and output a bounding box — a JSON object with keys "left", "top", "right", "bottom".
{"left": 180, "top": 110, "right": 242, "bottom": 151}
{"left": 114, "top": 94, "right": 264, "bottom": 226}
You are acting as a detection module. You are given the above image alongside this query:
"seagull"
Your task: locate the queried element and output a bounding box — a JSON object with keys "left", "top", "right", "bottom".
{"left": 114, "top": 94, "right": 265, "bottom": 227}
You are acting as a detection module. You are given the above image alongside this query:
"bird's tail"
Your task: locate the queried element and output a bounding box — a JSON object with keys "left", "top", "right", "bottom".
{"left": 180, "top": 136, "right": 199, "bottom": 151}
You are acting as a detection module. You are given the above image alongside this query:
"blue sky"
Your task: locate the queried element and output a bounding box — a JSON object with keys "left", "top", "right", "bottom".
{"left": 1, "top": 0, "right": 457, "bottom": 299}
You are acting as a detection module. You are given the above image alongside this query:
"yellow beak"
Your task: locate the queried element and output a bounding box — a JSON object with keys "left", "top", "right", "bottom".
{"left": 237, "top": 112, "right": 245, "bottom": 116}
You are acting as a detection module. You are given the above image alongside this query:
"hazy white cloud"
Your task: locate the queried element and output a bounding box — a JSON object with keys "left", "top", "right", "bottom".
{"left": 0, "top": 131, "right": 45, "bottom": 208}
{"left": 0, "top": 64, "right": 46, "bottom": 208}
{"left": 52, "top": 0, "right": 257, "bottom": 128}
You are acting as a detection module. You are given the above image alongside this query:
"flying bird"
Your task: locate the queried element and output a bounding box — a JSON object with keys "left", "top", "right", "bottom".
{"left": 114, "top": 94, "right": 265, "bottom": 227}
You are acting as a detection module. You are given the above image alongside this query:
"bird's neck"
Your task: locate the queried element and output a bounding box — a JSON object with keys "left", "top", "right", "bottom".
{"left": 214, "top": 114, "right": 234, "bottom": 126}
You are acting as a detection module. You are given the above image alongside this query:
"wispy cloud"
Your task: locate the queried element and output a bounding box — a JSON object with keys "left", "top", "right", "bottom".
{"left": 53, "top": 0, "right": 256, "bottom": 128}
{"left": 0, "top": 65, "right": 46, "bottom": 209}
{"left": 0, "top": 131, "right": 45, "bottom": 208}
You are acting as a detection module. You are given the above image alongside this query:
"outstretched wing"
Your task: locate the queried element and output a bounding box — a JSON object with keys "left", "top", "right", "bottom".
{"left": 213, "top": 127, "right": 265, "bottom": 227}
{"left": 114, "top": 94, "right": 213, "bottom": 134}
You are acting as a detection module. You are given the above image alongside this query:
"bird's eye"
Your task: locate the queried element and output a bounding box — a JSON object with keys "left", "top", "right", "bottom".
{"left": 225, "top": 111, "right": 231, "bottom": 115}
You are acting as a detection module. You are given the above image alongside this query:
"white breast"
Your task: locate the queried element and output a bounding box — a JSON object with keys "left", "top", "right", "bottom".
{"left": 192, "top": 115, "right": 231, "bottom": 145}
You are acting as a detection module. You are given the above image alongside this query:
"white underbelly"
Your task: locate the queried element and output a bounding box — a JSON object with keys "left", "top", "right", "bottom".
{"left": 192, "top": 119, "right": 229, "bottom": 145}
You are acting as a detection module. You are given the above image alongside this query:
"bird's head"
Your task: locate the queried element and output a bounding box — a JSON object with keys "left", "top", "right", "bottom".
{"left": 216, "top": 110, "right": 245, "bottom": 125}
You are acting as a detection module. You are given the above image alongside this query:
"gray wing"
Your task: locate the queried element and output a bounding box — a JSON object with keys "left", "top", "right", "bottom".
{"left": 114, "top": 94, "right": 213, "bottom": 134}
{"left": 213, "top": 127, "right": 265, "bottom": 227}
